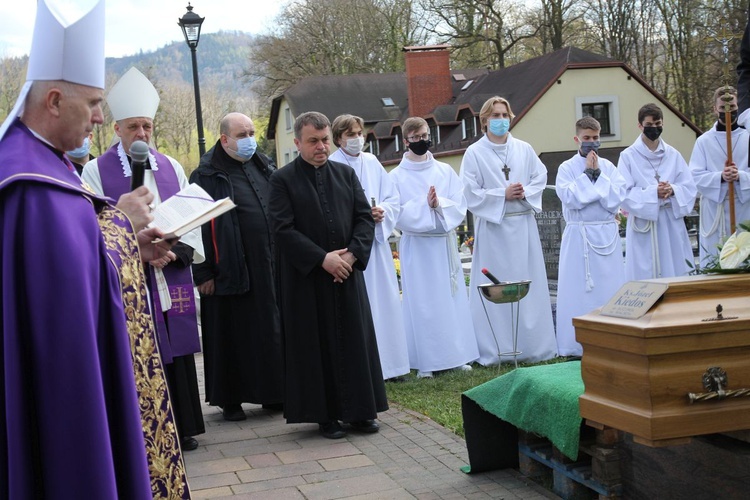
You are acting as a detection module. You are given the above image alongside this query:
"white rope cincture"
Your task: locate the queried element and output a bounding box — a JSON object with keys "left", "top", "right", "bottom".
{"left": 631, "top": 215, "right": 660, "bottom": 278}
{"left": 699, "top": 195, "right": 727, "bottom": 243}
{"left": 568, "top": 220, "right": 620, "bottom": 291}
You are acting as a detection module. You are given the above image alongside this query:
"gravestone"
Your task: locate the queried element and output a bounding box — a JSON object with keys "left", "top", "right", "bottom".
{"left": 535, "top": 186, "right": 565, "bottom": 291}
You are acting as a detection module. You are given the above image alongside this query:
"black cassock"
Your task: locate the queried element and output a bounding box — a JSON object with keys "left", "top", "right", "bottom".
{"left": 269, "top": 156, "right": 388, "bottom": 423}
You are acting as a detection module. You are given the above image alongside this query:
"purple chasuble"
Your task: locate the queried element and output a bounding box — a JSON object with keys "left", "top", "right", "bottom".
{"left": 97, "top": 146, "right": 200, "bottom": 362}
{"left": 0, "top": 120, "right": 189, "bottom": 498}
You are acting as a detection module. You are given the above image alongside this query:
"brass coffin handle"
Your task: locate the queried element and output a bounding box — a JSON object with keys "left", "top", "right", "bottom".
{"left": 687, "top": 366, "right": 750, "bottom": 404}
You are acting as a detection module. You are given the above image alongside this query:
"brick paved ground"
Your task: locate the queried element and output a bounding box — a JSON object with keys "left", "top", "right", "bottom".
{"left": 183, "top": 354, "right": 557, "bottom": 499}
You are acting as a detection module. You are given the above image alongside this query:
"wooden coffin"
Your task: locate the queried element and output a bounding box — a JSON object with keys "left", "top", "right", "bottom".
{"left": 575, "top": 274, "right": 750, "bottom": 447}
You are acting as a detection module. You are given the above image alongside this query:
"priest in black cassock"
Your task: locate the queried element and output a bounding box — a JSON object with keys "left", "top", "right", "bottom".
{"left": 191, "top": 112, "right": 284, "bottom": 421}
{"left": 268, "top": 111, "right": 388, "bottom": 439}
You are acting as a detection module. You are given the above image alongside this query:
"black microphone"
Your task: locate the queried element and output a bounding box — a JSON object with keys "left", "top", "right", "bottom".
{"left": 129, "top": 140, "right": 149, "bottom": 190}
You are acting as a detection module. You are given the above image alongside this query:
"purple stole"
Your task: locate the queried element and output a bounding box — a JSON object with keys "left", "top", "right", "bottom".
{"left": 97, "top": 145, "right": 200, "bottom": 362}
{"left": 98, "top": 206, "right": 190, "bottom": 498}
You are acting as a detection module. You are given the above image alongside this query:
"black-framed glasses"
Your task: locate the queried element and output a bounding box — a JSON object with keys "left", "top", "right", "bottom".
{"left": 406, "top": 133, "right": 430, "bottom": 143}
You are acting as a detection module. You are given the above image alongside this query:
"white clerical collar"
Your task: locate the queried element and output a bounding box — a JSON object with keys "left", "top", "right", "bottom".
{"left": 401, "top": 151, "right": 434, "bottom": 170}
{"left": 482, "top": 133, "right": 512, "bottom": 149}
{"left": 637, "top": 136, "right": 665, "bottom": 157}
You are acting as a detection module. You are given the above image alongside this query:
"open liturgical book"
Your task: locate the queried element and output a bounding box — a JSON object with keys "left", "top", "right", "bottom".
{"left": 150, "top": 183, "right": 235, "bottom": 239}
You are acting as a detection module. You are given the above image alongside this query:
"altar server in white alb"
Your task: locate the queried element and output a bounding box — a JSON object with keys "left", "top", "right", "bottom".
{"left": 329, "top": 114, "right": 410, "bottom": 381}
{"left": 390, "top": 117, "right": 479, "bottom": 379}
{"left": 460, "top": 96, "right": 557, "bottom": 365}
{"left": 618, "top": 103, "right": 697, "bottom": 280}
{"left": 689, "top": 86, "right": 750, "bottom": 267}
{"left": 555, "top": 117, "right": 627, "bottom": 357}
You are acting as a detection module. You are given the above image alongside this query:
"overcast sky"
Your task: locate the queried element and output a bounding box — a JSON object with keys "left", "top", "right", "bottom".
{"left": 0, "top": 0, "right": 284, "bottom": 58}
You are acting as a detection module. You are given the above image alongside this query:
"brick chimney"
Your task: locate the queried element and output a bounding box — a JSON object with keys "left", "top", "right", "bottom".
{"left": 403, "top": 45, "right": 452, "bottom": 118}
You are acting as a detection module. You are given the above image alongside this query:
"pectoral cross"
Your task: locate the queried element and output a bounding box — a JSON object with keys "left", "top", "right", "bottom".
{"left": 654, "top": 172, "right": 660, "bottom": 182}
{"left": 501, "top": 164, "right": 511, "bottom": 181}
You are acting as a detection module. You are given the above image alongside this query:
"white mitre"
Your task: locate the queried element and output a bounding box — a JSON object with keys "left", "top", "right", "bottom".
{"left": 107, "top": 67, "right": 160, "bottom": 121}
{"left": 0, "top": 0, "right": 105, "bottom": 141}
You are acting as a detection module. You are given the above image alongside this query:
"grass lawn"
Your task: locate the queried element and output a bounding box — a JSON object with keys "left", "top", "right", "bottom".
{"left": 384, "top": 358, "right": 569, "bottom": 438}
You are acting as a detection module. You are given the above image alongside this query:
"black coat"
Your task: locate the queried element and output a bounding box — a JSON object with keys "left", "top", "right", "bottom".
{"left": 190, "top": 144, "right": 275, "bottom": 295}
{"left": 269, "top": 156, "right": 387, "bottom": 423}
{"left": 189, "top": 142, "right": 283, "bottom": 405}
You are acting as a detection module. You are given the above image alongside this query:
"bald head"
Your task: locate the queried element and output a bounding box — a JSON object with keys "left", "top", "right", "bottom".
{"left": 220, "top": 113, "right": 253, "bottom": 135}
{"left": 220, "top": 112, "right": 256, "bottom": 161}
{"left": 21, "top": 80, "right": 104, "bottom": 153}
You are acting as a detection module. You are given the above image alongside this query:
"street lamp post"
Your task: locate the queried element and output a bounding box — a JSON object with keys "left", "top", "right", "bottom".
{"left": 178, "top": 3, "right": 206, "bottom": 157}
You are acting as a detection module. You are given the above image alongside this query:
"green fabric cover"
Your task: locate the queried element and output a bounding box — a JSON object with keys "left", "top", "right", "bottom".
{"left": 463, "top": 361, "right": 584, "bottom": 460}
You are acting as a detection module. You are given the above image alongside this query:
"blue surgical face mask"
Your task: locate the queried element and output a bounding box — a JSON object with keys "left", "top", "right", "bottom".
{"left": 232, "top": 136, "right": 257, "bottom": 161}
{"left": 579, "top": 140, "right": 600, "bottom": 156}
{"left": 488, "top": 118, "right": 510, "bottom": 137}
{"left": 66, "top": 137, "right": 91, "bottom": 158}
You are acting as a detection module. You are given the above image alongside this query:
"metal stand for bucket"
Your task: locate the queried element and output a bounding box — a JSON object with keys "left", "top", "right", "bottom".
{"left": 477, "top": 280, "right": 531, "bottom": 369}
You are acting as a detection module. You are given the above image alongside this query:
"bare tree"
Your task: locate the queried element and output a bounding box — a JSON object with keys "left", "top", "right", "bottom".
{"left": 420, "top": 0, "right": 541, "bottom": 68}
{"left": 522, "top": 0, "right": 591, "bottom": 59}
{"left": 247, "top": 0, "right": 430, "bottom": 100}
{"left": 583, "top": 0, "right": 640, "bottom": 62}
{"left": 630, "top": 0, "right": 663, "bottom": 91}
{"left": 0, "top": 57, "right": 26, "bottom": 122}
{"left": 651, "top": 0, "right": 745, "bottom": 129}
{"left": 91, "top": 71, "right": 122, "bottom": 157}
{"left": 539, "top": 0, "right": 585, "bottom": 52}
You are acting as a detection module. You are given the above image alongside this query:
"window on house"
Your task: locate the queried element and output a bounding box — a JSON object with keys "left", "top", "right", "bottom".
{"left": 582, "top": 103, "right": 611, "bottom": 135}
{"left": 575, "top": 96, "right": 620, "bottom": 141}
{"left": 368, "top": 139, "right": 380, "bottom": 156}
{"left": 461, "top": 115, "right": 475, "bottom": 140}
{"left": 284, "top": 107, "right": 292, "bottom": 131}
{"left": 429, "top": 123, "right": 440, "bottom": 144}
{"left": 381, "top": 97, "right": 395, "bottom": 106}
{"left": 394, "top": 133, "right": 400, "bottom": 152}
{"left": 284, "top": 152, "right": 290, "bottom": 164}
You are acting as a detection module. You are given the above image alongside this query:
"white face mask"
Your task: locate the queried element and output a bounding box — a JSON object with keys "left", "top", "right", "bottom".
{"left": 342, "top": 136, "right": 365, "bottom": 155}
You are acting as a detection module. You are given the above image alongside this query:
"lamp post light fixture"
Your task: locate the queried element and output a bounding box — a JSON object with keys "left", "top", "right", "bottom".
{"left": 178, "top": 3, "right": 206, "bottom": 157}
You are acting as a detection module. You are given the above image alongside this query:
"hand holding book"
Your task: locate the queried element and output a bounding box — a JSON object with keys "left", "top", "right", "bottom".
{"left": 150, "top": 183, "right": 235, "bottom": 240}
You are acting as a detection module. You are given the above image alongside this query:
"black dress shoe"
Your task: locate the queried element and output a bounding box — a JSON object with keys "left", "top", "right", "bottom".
{"left": 262, "top": 402, "right": 284, "bottom": 411}
{"left": 222, "top": 404, "right": 246, "bottom": 421}
{"left": 349, "top": 420, "right": 380, "bottom": 433}
{"left": 319, "top": 421, "right": 346, "bottom": 439}
{"left": 181, "top": 436, "right": 199, "bottom": 451}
